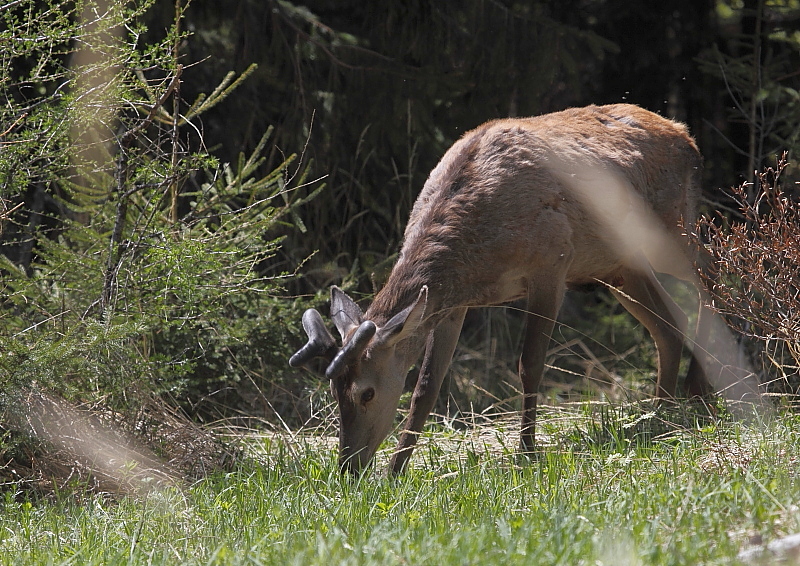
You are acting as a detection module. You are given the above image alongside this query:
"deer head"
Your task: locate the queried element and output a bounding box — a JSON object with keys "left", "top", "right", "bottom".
{"left": 291, "top": 285, "right": 428, "bottom": 473}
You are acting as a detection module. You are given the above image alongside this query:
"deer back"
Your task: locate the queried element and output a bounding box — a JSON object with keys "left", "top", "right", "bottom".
{"left": 366, "top": 103, "right": 702, "bottom": 323}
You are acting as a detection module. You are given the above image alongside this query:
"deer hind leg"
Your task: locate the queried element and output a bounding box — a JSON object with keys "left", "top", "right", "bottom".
{"left": 609, "top": 267, "right": 687, "bottom": 399}
{"left": 389, "top": 307, "right": 467, "bottom": 475}
{"left": 684, "top": 299, "right": 715, "bottom": 397}
{"left": 519, "top": 281, "right": 565, "bottom": 453}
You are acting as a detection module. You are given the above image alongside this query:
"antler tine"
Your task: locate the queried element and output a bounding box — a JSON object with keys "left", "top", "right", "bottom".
{"left": 325, "top": 320, "right": 377, "bottom": 380}
{"left": 289, "top": 309, "right": 338, "bottom": 369}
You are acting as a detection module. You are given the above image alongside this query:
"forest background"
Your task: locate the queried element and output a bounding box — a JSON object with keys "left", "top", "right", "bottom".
{"left": 1, "top": 0, "right": 799, "bottom": 488}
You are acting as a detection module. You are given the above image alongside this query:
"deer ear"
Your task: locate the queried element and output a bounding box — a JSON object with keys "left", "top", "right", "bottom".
{"left": 374, "top": 286, "right": 428, "bottom": 348}
{"left": 330, "top": 286, "right": 363, "bottom": 338}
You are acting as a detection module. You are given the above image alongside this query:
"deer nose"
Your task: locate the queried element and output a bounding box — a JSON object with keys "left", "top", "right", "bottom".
{"left": 339, "top": 447, "right": 371, "bottom": 476}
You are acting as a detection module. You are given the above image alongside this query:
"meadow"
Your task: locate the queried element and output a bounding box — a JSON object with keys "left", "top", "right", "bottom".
{"left": 1, "top": 402, "right": 797, "bottom": 566}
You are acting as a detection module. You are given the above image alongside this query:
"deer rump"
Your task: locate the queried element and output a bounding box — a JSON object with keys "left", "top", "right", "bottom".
{"left": 292, "top": 104, "right": 713, "bottom": 475}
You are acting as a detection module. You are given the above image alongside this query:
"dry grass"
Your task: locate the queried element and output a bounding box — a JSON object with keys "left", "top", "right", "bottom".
{"left": 1, "top": 390, "right": 239, "bottom": 497}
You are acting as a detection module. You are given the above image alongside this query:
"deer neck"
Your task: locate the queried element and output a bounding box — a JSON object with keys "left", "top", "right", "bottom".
{"left": 366, "top": 257, "right": 447, "bottom": 333}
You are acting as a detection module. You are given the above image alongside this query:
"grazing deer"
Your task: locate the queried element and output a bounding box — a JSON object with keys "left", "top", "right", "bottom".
{"left": 291, "top": 104, "right": 713, "bottom": 475}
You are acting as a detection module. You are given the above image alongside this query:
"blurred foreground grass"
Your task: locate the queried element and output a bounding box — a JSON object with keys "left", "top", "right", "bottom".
{"left": 1, "top": 401, "right": 798, "bottom": 565}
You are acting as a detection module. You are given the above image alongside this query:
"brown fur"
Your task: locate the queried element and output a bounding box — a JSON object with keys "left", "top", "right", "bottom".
{"left": 368, "top": 104, "right": 702, "bottom": 323}
{"left": 303, "top": 104, "right": 713, "bottom": 474}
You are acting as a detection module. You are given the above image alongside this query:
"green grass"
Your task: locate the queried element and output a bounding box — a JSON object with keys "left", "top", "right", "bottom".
{"left": 1, "top": 404, "right": 799, "bottom": 565}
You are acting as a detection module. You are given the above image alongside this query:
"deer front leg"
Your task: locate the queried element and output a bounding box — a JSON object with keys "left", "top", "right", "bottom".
{"left": 389, "top": 307, "right": 467, "bottom": 475}
{"left": 519, "top": 283, "right": 564, "bottom": 453}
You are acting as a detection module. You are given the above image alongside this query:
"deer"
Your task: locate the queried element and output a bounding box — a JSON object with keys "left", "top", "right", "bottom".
{"left": 290, "top": 104, "right": 715, "bottom": 475}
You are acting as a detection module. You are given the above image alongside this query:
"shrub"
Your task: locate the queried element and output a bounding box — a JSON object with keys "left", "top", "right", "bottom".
{"left": 0, "top": 0, "right": 322, "bottom": 490}
{"left": 691, "top": 155, "right": 800, "bottom": 395}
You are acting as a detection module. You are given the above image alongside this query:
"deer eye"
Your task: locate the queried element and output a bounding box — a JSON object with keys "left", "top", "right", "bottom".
{"left": 361, "top": 388, "right": 375, "bottom": 404}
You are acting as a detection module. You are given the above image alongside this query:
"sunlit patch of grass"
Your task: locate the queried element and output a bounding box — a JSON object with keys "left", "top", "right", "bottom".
{"left": 1, "top": 403, "right": 799, "bottom": 565}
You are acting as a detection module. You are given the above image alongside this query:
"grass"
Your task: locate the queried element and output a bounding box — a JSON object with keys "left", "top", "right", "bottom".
{"left": 1, "top": 403, "right": 798, "bottom": 565}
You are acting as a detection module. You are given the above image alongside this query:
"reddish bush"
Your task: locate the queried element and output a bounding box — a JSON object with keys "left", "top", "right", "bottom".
{"left": 691, "top": 155, "right": 800, "bottom": 386}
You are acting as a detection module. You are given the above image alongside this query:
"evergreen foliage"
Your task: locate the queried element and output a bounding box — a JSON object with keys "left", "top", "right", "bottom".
{"left": 0, "top": 0, "right": 322, "bottom": 483}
